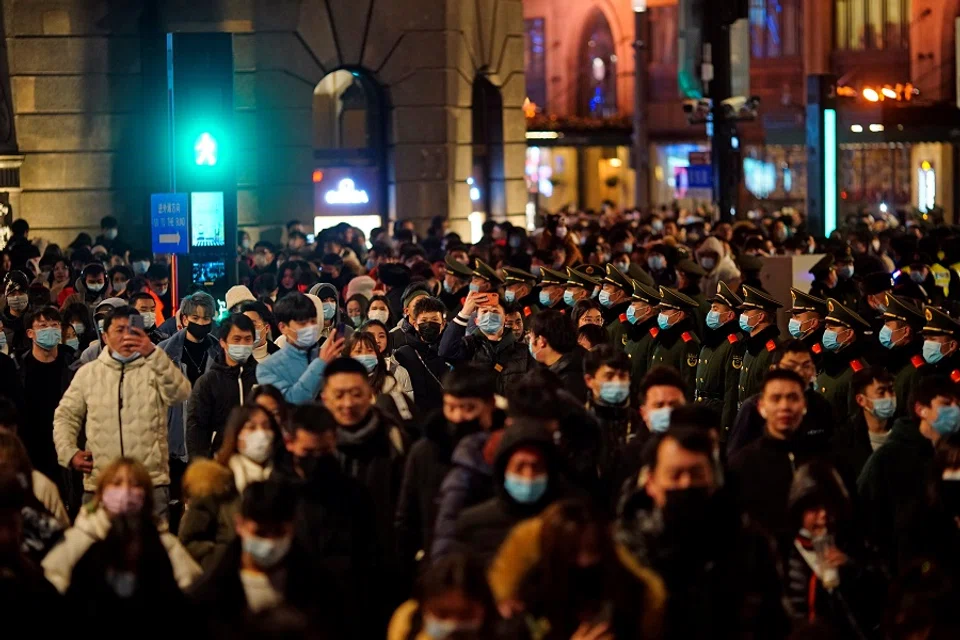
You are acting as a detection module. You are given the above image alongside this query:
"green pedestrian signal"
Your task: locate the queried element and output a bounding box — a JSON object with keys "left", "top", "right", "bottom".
{"left": 194, "top": 132, "right": 218, "bottom": 166}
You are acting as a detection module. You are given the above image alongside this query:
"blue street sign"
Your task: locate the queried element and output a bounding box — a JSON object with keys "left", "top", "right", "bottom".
{"left": 151, "top": 193, "right": 189, "bottom": 255}
{"left": 687, "top": 164, "right": 714, "bottom": 189}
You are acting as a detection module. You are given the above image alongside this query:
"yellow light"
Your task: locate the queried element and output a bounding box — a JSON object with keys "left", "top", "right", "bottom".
{"left": 862, "top": 88, "right": 880, "bottom": 102}
{"left": 609, "top": 158, "right": 623, "bottom": 168}
{"left": 869, "top": 124, "right": 884, "bottom": 132}
{"left": 922, "top": 160, "right": 932, "bottom": 171}
{"left": 881, "top": 87, "right": 897, "bottom": 99}
{"left": 851, "top": 124, "right": 863, "bottom": 133}
{"left": 526, "top": 131, "right": 560, "bottom": 140}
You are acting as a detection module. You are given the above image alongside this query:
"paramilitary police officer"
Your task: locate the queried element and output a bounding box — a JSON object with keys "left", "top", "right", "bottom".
{"left": 815, "top": 298, "right": 871, "bottom": 423}
{"left": 915, "top": 305, "right": 960, "bottom": 390}
{"left": 788, "top": 288, "right": 827, "bottom": 369}
{"left": 565, "top": 267, "right": 602, "bottom": 309}
{"left": 736, "top": 285, "right": 783, "bottom": 406}
{"left": 441, "top": 255, "right": 474, "bottom": 320}
{"left": 537, "top": 266, "right": 569, "bottom": 312}
{"left": 649, "top": 286, "right": 701, "bottom": 401}
{"left": 623, "top": 279, "right": 662, "bottom": 392}
{"left": 471, "top": 259, "right": 504, "bottom": 293}
{"left": 878, "top": 293, "right": 926, "bottom": 415}
{"left": 600, "top": 264, "right": 635, "bottom": 349}
{"left": 858, "top": 271, "right": 895, "bottom": 335}
{"left": 675, "top": 258, "right": 711, "bottom": 339}
{"left": 694, "top": 281, "right": 744, "bottom": 434}
{"left": 502, "top": 267, "right": 540, "bottom": 329}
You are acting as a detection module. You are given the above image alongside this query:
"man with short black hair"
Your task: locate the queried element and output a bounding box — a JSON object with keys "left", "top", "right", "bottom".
{"left": 128, "top": 291, "right": 167, "bottom": 343}
{"left": 61, "top": 263, "right": 107, "bottom": 310}
{"left": 257, "top": 292, "right": 344, "bottom": 405}
{"left": 831, "top": 367, "right": 896, "bottom": 485}
{"left": 389, "top": 282, "right": 432, "bottom": 352}
{"left": 319, "top": 252, "right": 351, "bottom": 293}
{"left": 393, "top": 296, "right": 450, "bottom": 413}
{"left": 146, "top": 263, "right": 172, "bottom": 312}
{"left": 528, "top": 310, "right": 586, "bottom": 401}
{"left": 239, "top": 300, "right": 280, "bottom": 363}
{"left": 252, "top": 241, "right": 277, "bottom": 276}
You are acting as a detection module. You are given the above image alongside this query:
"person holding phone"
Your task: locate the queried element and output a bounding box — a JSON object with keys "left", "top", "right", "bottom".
{"left": 53, "top": 306, "right": 191, "bottom": 519}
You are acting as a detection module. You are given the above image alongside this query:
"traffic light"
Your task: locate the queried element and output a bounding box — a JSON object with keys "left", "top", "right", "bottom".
{"left": 194, "top": 132, "right": 218, "bottom": 166}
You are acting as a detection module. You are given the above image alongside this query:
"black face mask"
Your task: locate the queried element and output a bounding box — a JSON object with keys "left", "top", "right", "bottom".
{"left": 447, "top": 418, "right": 482, "bottom": 442}
{"left": 662, "top": 487, "right": 712, "bottom": 532}
{"left": 418, "top": 321, "right": 442, "bottom": 344}
{"left": 186, "top": 321, "right": 212, "bottom": 340}
{"left": 300, "top": 454, "right": 341, "bottom": 483}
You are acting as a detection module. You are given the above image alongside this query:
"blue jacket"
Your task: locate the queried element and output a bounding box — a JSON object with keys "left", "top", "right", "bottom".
{"left": 158, "top": 329, "right": 220, "bottom": 461}
{"left": 256, "top": 343, "right": 328, "bottom": 405}
{"left": 430, "top": 431, "right": 494, "bottom": 560}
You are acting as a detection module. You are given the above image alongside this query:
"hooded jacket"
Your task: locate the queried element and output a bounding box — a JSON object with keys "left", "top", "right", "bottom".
{"left": 439, "top": 318, "right": 533, "bottom": 394}
{"left": 185, "top": 354, "right": 258, "bottom": 459}
{"left": 60, "top": 276, "right": 106, "bottom": 310}
{"left": 53, "top": 347, "right": 192, "bottom": 491}
{"left": 696, "top": 236, "right": 741, "bottom": 298}
{"left": 256, "top": 341, "right": 328, "bottom": 405}
{"left": 159, "top": 329, "right": 221, "bottom": 461}
{"left": 453, "top": 423, "right": 564, "bottom": 566}
{"left": 393, "top": 339, "right": 449, "bottom": 414}
{"left": 177, "top": 459, "right": 240, "bottom": 571}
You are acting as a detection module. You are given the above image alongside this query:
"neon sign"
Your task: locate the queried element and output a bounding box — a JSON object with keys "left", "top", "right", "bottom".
{"left": 324, "top": 179, "right": 369, "bottom": 205}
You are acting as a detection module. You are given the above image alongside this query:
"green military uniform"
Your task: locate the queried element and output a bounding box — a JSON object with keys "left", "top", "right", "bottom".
{"left": 880, "top": 294, "right": 926, "bottom": 416}
{"left": 537, "top": 266, "right": 569, "bottom": 313}
{"left": 913, "top": 305, "right": 960, "bottom": 393}
{"left": 815, "top": 298, "right": 871, "bottom": 423}
{"left": 736, "top": 285, "right": 784, "bottom": 405}
{"left": 602, "top": 264, "right": 634, "bottom": 351}
{"left": 628, "top": 262, "right": 655, "bottom": 288}
{"left": 676, "top": 258, "right": 711, "bottom": 339}
{"left": 650, "top": 287, "right": 702, "bottom": 400}
{"left": 624, "top": 279, "right": 662, "bottom": 392}
{"left": 694, "top": 281, "right": 744, "bottom": 434}
{"left": 441, "top": 255, "right": 475, "bottom": 320}
{"left": 566, "top": 266, "right": 603, "bottom": 309}
{"left": 789, "top": 288, "right": 828, "bottom": 371}
{"left": 503, "top": 267, "right": 540, "bottom": 328}
{"left": 472, "top": 258, "right": 505, "bottom": 290}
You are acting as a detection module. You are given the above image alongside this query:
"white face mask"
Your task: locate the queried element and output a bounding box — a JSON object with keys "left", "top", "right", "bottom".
{"left": 368, "top": 309, "right": 389, "bottom": 324}
{"left": 240, "top": 430, "right": 274, "bottom": 464}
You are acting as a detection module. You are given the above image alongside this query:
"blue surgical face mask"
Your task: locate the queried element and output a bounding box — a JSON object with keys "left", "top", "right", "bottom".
{"left": 647, "top": 407, "right": 672, "bottom": 433}
{"left": 838, "top": 265, "right": 854, "bottom": 279}
{"left": 504, "top": 289, "right": 516, "bottom": 303}
{"left": 614, "top": 261, "right": 630, "bottom": 273}
{"left": 321, "top": 302, "right": 337, "bottom": 321}
{"left": 932, "top": 404, "right": 960, "bottom": 435}
{"left": 706, "top": 310, "right": 724, "bottom": 330}
{"left": 477, "top": 312, "right": 504, "bottom": 335}
{"left": 923, "top": 339, "right": 946, "bottom": 364}
{"left": 598, "top": 290, "right": 613, "bottom": 308}
{"left": 503, "top": 472, "right": 548, "bottom": 504}
{"left": 563, "top": 290, "right": 577, "bottom": 307}
{"left": 295, "top": 325, "right": 319, "bottom": 348}
{"left": 822, "top": 329, "right": 841, "bottom": 351}
{"left": 599, "top": 380, "right": 630, "bottom": 404}
{"left": 627, "top": 304, "right": 642, "bottom": 325}
{"left": 353, "top": 353, "right": 378, "bottom": 373}
{"left": 350, "top": 315, "right": 363, "bottom": 327}
{"left": 131, "top": 261, "right": 150, "bottom": 275}
{"left": 227, "top": 344, "right": 253, "bottom": 363}
{"left": 648, "top": 255, "right": 666, "bottom": 271}
{"left": 622, "top": 242, "right": 634, "bottom": 253}
{"left": 539, "top": 290, "right": 553, "bottom": 307}
{"left": 699, "top": 257, "right": 716, "bottom": 271}
{"left": 870, "top": 397, "right": 897, "bottom": 419}
{"left": 657, "top": 311, "right": 674, "bottom": 330}
{"left": 469, "top": 283, "right": 480, "bottom": 293}
{"left": 65, "top": 337, "right": 80, "bottom": 351}
{"left": 34, "top": 327, "right": 62, "bottom": 350}
{"left": 788, "top": 318, "right": 806, "bottom": 339}
{"left": 879, "top": 325, "right": 897, "bottom": 349}
{"left": 739, "top": 313, "right": 754, "bottom": 333}
{"left": 112, "top": 350, "right": 141, "bottom": 364}
{"left": 443, "top": 280, "right": 454, "bottom": 294}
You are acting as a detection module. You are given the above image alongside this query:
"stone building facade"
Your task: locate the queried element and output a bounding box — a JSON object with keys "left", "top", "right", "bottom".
{"left": 0, "top": 0, "right": 526, "bottom": 247}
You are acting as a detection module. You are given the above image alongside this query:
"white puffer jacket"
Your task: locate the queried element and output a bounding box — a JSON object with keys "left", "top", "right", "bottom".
{"left": 53, "top": 347, "right": 191, "bottom": 491}
{"left": 41, "top": 507, "right": 201, "bottom": 593}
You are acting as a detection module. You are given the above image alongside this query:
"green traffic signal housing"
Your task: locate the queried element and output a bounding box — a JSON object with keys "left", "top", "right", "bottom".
{"left": 194, "top": 132, "right": 218, "bottom": 166}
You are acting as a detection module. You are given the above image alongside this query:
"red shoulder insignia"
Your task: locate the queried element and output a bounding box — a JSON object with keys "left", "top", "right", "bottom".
{"left": 523, "top": 306, "right": 532, "bottom": 317}
{"left": 850, "top": 359, "right": 864, "bottom": 372}
{"left": 619, "top": 313, "right": 628, "bottom": 323}
{"left": 682, "top": 331, "right": 693, "bottom": 343}
{"left": 812, "top": 343, "right": 823, "bottom": 354}
{"left": 727, "top": 333, "right": 739, "bottom": 344}
{"left": 951, "top": 370, "right": 960, "bottom": 384}
{"left": 649, "top": 327, "right": 660, "bottom": 338}
{"left": 911, "top": 355, "right": 926, "bottom": 369}
{"left": 766, "top": 340, "right": 777, "bottom": 352}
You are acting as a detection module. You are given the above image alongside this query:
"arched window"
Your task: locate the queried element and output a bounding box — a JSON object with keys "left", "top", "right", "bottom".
{"left": 578, "top": 10, "right": 618, "bottom": 118}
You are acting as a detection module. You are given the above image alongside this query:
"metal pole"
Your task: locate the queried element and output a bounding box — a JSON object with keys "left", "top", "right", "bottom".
{"left": 633, "top": 8, "right": 649, "bottom": 211}
{"left": 708, "top": 13, "right": 735, "bottom": 222}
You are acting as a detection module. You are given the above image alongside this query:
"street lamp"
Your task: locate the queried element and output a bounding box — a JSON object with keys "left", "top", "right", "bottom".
{"left": 633, "top": 0, "right": 649, "bottom": 211}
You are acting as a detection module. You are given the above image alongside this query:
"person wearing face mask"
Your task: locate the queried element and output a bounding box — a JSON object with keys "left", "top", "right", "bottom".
{"left": 875, "top": 294, "right": 926, "bottom": 415}
{"left": 42, "top": 458, "right": 201, "bottom": 594}
{"left": 190, "top": 481, "right": 344, "bottom": 633}
{"left": 128, "top": 248, "right": 151, "bottom": 278}
{"left": 239, "top": 300, "right": 281, "bottom": 363}
{"left": 500, "top": 266, "right": 538, "bottom": 320}
{"left": 694, "top": 282, "right": 746, "bottom": 434}
{"left": 581, "top": 346, "right": 642, "bottom": 475}
{"left": 648, "top": 287, "right": 701, "bottom": 400}
{"left": 439, "top": 291, "right": 533, "bottom": 394}
{"left": 696, "top": 235, "right": 741, "bottom": 298}
{"left": 535, "top": 266, "right": 568, "bottom": 312}
{"left": 106, "top": 264, "right": 132, "bottom": 298}
{"left": 600, "top": 264, "right": 635, "bottom": 349}
{"left": 388, "top": 283, "right": 431, "bottom": 352}
{"left": 617, "top": 428, "right": 789, "bottom": 639}
{"left": 257, "top": 292, "right": 345, "bottom": 405}
{"left": 858, "top": 378, "right": 960, "bottom": 571}
{"left": 60, "top": 263, "right": 107, "bottom": 311}
{"left": 453, "top": 421, "right": 565, "bottom": 566}
{"left": 469, "top": 258, "right": 503, "bottom": 296}
{"left": 128, "top": 292, "right": 168, "bottom": 344}
{"left": 563, "top": 267, "right": 603, "bottom": 311}
{"left": 2, "top": 270, "right": 32, "bottom": 356}
{"left": 787, "top": 288, "right": 828, "bottom": 369}
{"left": 186, "top": 314, "right": 260, "bottom": 460}
{"left": 915, "top": 305, "right": 960, "bottom": 386}
{"left": 439, "top": 254, "right": 473, "bottom": 319}
{"left": 53, "top": 307, "right": 191, "bottom": 521}
{"left": 146, "top": 263, "right": 172, "bottom": 312}
{"left": 528, "top": 310, "right": 587, "bottom": 402}
{"left": 396, "top": 367, "right": 499, "bottom": 570}
{"left": 674, "top": 259, "right": 711, "bottom": 338}
{"left": 857, "top": 271, "right": 895, "bottom": 337}
{"left": 815, "top": 299, "right": 872, "bottom": 424}
{"left": 830, "top": 368, "right": 897, "bottom": 486}
{"left": 735, "top": 285, "right": 784, "bottom": 406}
{"left": 808, "top": 254, "right": 840, "bottom": 301}
{"left": 394, "top": 296, "right": 452, "bottom": 414}
{"left": 623, "top": 280, "right": 662, "bottom": 390}
{"left": 730, "top": 369, "right": 813, "bottom": 547}
{"left": 93, "top": 216, "right": 128, "bottom": 255}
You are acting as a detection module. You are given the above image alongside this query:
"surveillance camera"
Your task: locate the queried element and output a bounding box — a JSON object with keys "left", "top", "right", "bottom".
{"left": 721, "top": 96, "right": 747, "bottom": 111}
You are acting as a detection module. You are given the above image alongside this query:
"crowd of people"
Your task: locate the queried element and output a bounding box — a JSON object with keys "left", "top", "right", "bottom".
{"left": 1, "top": 207, "right": 959, "bottom": 638}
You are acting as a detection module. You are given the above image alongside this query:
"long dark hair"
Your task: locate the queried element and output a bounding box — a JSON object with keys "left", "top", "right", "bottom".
{"left": 343, "top": 331, "right": 394, "bottom": 394}
{"left": 249, "top": 384, "right": 290, "bottom": 434}
{"left": 215, "top": 405, "right": 281, "bottom": 466}
{"left": 408, "top": 553, "right": 497, "bottom": 640}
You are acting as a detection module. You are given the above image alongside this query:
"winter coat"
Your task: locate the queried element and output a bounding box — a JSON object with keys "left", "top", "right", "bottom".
{"left": 439, "top": 317, "right": 534, "bottom": 395}
{"left": 696, "top": 236, "right": 741, "bottom": 298}
{"left": 453, "top": 424, "right": 566, "bottom": 566}
{"left": 59, "top": 277, "right": 105, "bottom": 315}
{"left": 389, "top": 317, "right": 419, "bottom": 353}
{"left": 489, "top": 516, "right": 666, "bottom": 640}
{"left": 548, "top": 350, "right": 589, "bottom": 403}
{"left": 32, "top": 470, "right": 69, "bottom": 527}
{"left": 158, "top": 330, "right": 221, "bottom": 461}
{"left": 178, "top": 459, "right": 240, "bottom": 571}
{"left": 42, "top": 507, "right": 201, "bottom": 593}
{"left": 726, "top": 390, "right": 835, "bottom": 459}
{"left": 227, "top": 453, "right": 273, "bottom": 494}
{"left": 393, "top": 340, "right": 450, "bottom": 415}
{"left": 53, "top": 347, "right": 192, "bottom": 491}
{"left": 186, "top": 355, "right": 258, "bottom": 459}
{"left": 256, "top": 342, "right": 329, "bottom": 405}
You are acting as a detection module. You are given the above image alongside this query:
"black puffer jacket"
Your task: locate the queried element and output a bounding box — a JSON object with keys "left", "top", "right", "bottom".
{"left": 185, "top": 355, "right": 258, "bottom": 459}
{"left": 438, "top": 320, "right": 533, "bottom": 394}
